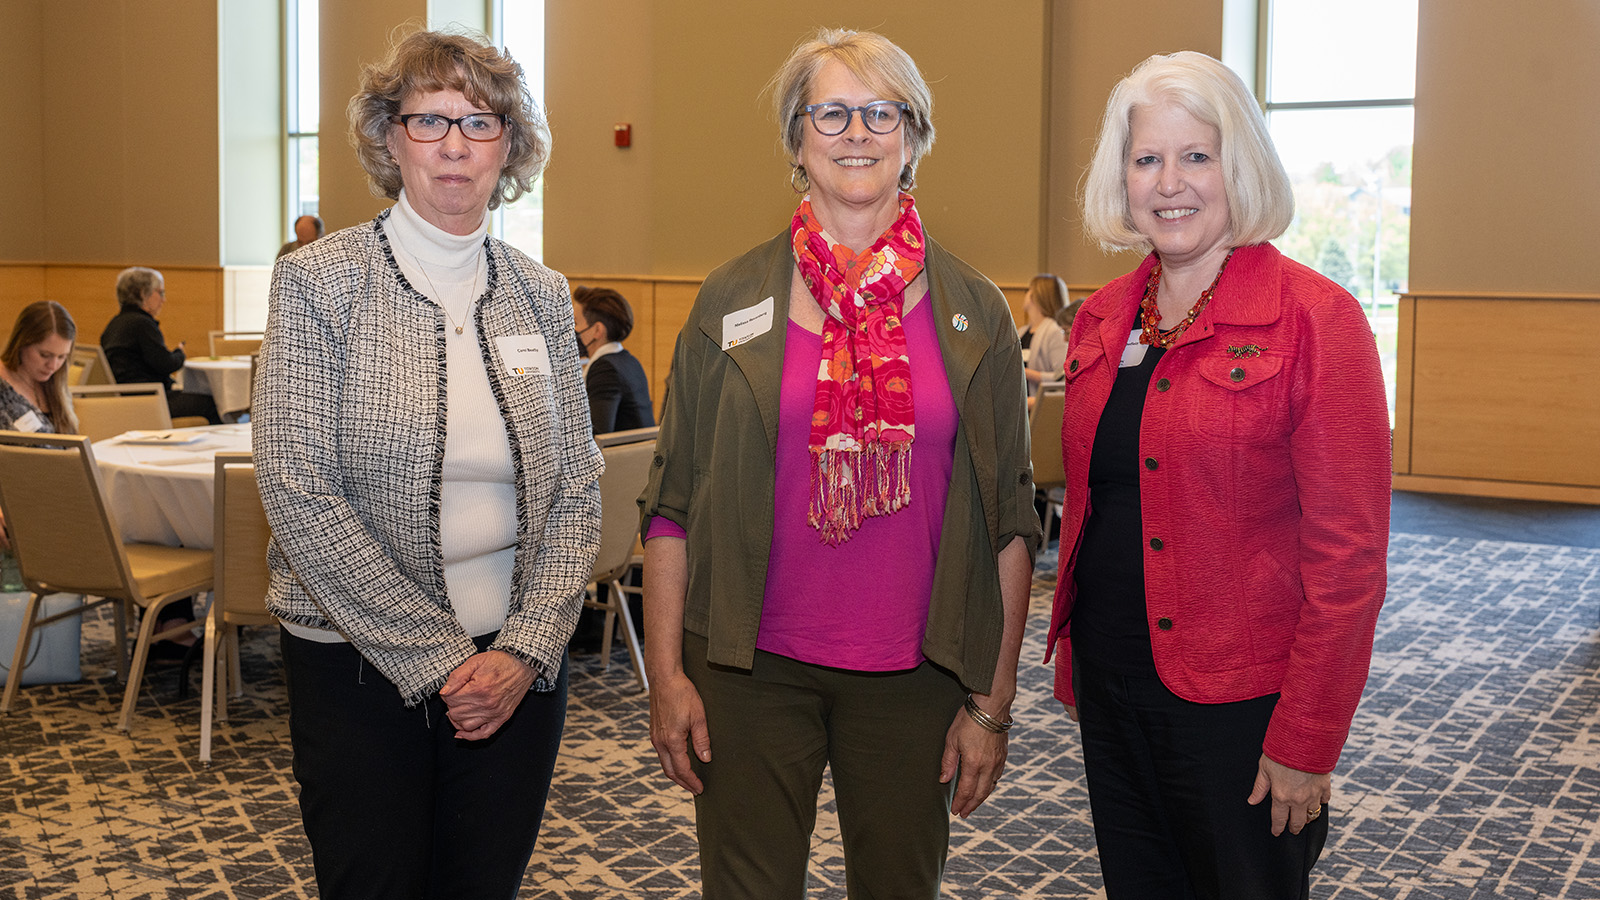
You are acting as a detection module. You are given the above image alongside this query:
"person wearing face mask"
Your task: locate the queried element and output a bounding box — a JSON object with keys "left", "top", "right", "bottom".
{"left": 640, "top": 28, "right": 1039, "bottom": 899}
{"left": 573, "top": 285, "right": 654, "bottom": 434}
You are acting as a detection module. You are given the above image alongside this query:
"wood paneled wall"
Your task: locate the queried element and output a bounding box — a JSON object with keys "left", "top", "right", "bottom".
{"left": 0, "top": 264, "right": 222, "bottom": 360}
{"left": 1393, "top": 292, "right": 1600, "bottom": 504}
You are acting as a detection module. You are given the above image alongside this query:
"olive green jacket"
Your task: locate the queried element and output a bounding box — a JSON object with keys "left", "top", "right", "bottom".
{"left": 639, "top": 230, "right": 1042, "bottom": 693}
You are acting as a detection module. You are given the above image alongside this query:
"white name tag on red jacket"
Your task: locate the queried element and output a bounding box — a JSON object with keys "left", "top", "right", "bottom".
{"left": 1120, "top": 329, "right": 1148, "bottom": 368}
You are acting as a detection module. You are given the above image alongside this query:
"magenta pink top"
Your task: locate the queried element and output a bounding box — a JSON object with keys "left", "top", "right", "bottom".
{"left": 647, "top": 296, "right": 956, "bottom": 670}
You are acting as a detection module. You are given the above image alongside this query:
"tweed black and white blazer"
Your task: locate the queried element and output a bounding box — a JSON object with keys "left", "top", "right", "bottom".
{"left": 253, "top": 211, "right": 603, "bottom": 705}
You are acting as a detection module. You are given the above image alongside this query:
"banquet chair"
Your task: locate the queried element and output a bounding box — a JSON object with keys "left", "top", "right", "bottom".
{"left": 69, "top": 383, "right": 173, "bottom": 442}
{"left": 68, "top": 343, "right": 114, "bottom": 386}
{"left": 207, "top": 331, "right": 263, "bottom": 358}
{"left": 1030, "top": 385, "right": 1067, "bottom": 542}
{"left": 584, "top": 431, "right": 657, "bottom": 693}
{"left": 201, "top": 452, "right": 274, "bottom": 765}
{"left": 0, "top": 432, "right": 214, "bottom": 733}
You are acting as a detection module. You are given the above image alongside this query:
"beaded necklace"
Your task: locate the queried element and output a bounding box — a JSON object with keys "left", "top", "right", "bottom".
{"left": 1138, "top": 249, "right": 1234, "bottom": 348}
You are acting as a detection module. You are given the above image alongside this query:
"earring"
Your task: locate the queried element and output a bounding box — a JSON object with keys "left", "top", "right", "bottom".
{"left": 790, "top": 166, "right": 809, "bottom": 194}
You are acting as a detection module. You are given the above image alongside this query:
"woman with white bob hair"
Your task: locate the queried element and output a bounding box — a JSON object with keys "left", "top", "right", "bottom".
{"left": 1047, "top": 51, "right": 1390, "bottom": 899}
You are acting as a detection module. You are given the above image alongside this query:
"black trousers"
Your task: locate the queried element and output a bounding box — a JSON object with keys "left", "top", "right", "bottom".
{"left": 1075, "top": 654, "right": 1327, "bottom": 900}
{"left": 281, "top": 628, "right": 567, "bottom": 900}
{"left": 166, "top": 388, "right": 222, "bottom": 424}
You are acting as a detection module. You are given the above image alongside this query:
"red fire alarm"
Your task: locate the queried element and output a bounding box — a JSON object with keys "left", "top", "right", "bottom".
{"left": 614, "top": 123, "right": 632, "bottom": 148}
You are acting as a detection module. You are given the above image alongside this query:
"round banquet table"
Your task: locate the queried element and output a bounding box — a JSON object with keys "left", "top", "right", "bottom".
{"left": 178, "top": 357, "right": 253, "bottom": 416}
{"left": 92, "top": 424, "right": 252, "bottom": 549}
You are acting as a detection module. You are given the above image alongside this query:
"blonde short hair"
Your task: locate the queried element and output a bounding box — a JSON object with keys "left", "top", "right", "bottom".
{"left": 769, "top": 28, "right": 935, "bottom": 192}
{"left": 348, "top": 29, "right": 550, "bottom": 209}
{"left": 1082, "top": 51, "right": 1293, "bottom": 253}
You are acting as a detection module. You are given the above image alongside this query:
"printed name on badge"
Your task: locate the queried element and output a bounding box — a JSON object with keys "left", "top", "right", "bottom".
{"left": 1119, "top": 329, "right": 1148, "bottom": 368}
{"left": 495, "top": 334, "right": 551, "bottom": 376}
{"left": 723, "top": 296, "right": 775, "bottom": 351}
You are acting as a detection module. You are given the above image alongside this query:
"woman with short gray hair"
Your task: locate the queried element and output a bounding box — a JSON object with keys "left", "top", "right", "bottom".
{"left": 641, "top": 28, "right": 1038, "bottom": 898}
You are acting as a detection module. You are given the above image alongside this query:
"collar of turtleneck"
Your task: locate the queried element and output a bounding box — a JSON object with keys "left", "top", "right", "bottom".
{"left": 388, "top": 188, "right": 489, "bottom": 272}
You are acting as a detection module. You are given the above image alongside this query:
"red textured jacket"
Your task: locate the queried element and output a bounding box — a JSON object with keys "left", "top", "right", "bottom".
{"left": 1046, "top": 243, "right": 1390, "bottom": 773}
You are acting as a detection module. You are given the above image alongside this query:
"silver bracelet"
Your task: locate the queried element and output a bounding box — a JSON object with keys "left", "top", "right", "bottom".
{"left": 964, "top": 693, "right": 1014, "bottom": 733}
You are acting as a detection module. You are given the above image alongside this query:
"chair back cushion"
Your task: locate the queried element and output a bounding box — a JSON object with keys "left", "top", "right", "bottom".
{"left": 1030, "top": 387, "right": 1066, "bottom": 490}
{"left": 0, "top": 433, "right": 133, "bottom": 596}
{"left": 214, "top": 455, "right": 272, "bottom": 619}
{"left": 593, "top": 439, "right": 656, "bottom": 584}
{"left": 69, "top": 384, "right": 173, "bottom": 442}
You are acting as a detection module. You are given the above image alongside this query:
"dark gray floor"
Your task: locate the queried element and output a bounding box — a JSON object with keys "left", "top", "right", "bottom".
{"left": 1390, "top": 490, "right": 1600, "bottom": 548}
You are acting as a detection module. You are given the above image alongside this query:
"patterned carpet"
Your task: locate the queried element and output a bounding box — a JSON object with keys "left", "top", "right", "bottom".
{"left": 2, "top": 532, "right": 1598, "bottom": 899}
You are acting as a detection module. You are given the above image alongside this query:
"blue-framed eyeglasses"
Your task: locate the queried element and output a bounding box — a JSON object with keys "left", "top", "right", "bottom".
{"left": 794, "top": 101, "right": 910, "bottom": 136}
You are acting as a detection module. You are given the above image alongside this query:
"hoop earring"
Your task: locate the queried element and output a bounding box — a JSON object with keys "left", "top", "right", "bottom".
{"left": 790, "top": 166, "right": 809, "bottom": 194}
{"left": 899, "top": 165, "right": 916, "bottom": 192}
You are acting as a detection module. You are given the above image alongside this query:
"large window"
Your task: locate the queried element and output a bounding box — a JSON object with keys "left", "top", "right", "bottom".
{"left": 286, "top": 0, "right": 319, "bottom": 225}
{"left": 1264, "top": 0, "right": 1417, "bottom": 416}
{"left": 491, "top": 0, "right": 546, "bottom": 261}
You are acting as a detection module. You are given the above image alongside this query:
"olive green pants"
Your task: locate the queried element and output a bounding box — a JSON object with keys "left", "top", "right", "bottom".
{"left": 683, "top": 630, "right": 967, "bottom": 900}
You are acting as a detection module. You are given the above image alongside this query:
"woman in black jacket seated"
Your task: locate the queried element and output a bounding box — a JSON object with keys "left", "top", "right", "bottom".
{"left": 100, "top": 267, "right": 222, "bottom": 424}
{"left": 574, "top": 285, "right": 654, "bottom": 434}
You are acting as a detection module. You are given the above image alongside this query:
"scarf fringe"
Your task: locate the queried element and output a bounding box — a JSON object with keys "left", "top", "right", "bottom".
{"left": 808, "top": 442, "right": 913, "bottom": 545}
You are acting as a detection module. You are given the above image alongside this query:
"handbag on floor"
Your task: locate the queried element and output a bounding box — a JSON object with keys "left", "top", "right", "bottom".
{"left": 0, "top": 590, "right": 85, "bottom": 687}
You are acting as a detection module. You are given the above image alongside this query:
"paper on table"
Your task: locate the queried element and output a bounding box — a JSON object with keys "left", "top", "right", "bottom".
{"left": 116, "top": 430, "right": 207, "bottom": 446}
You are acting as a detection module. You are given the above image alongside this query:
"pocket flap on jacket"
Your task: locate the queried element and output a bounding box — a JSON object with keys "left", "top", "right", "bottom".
{"left": 1196, "top": 355, "right": 1284, "bottom": 391}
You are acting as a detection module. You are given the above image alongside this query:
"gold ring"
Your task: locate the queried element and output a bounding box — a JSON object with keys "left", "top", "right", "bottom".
{"left": 1306, "top": 805, "right": 1323, "bottom": 821}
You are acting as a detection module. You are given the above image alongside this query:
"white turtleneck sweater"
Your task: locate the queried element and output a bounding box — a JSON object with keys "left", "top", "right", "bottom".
{"left": 285, "top": 191, "right": 517, "bottom": 644}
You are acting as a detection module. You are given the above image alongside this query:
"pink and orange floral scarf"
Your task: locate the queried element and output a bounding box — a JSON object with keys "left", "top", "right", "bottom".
{"left": 790, "top": 192, "right": 926, "bottom": 545}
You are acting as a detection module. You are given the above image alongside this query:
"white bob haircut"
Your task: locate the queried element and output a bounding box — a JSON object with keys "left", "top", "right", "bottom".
{"left": 1081, "top": 50, "right": 1294, "bottom": 254}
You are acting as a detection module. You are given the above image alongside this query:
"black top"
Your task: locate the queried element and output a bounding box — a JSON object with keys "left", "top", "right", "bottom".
{"left": 100, "top": 307, "right": 184, "bottom": 391}
{"left": 1071, "top": 339, "right": 1165, "bottom": 676}
{"left": 584, "top": 348, "right": 655, "bottom": 435}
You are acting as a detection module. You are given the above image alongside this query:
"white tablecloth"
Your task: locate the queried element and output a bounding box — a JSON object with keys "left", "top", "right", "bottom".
{"left": 93, "top": 424, "right": 252, "bottom": 549}
{"left": 178, "top": 357, "right": 253, "bottom": 415}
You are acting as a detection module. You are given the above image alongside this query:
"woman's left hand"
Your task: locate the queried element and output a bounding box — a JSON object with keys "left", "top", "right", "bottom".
{"left": 1247, "top": 754, "right": 1333, "bottom": 836}
{"left": 940, "top": 703, "right": 1010, "bottom": 819}
{"left": 439, "top": 650, "right": 536, "bottom": 741}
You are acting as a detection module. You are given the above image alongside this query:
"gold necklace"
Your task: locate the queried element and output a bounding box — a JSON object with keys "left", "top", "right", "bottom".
{"left": 415, "top": 252, "right": 485, "bottom": 335}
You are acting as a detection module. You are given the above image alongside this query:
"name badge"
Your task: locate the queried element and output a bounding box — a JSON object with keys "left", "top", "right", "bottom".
{"left": 495, "top": 334, "right": 551, "bottom": 376}
{"left": 13, "top": 410, "right": 44, "bottom": 433}
{"left": 1119, "top": 329, "right": 1148, "bottom": 368}
{"left": 723, "top": 296, "right": 775, "bottom": 350}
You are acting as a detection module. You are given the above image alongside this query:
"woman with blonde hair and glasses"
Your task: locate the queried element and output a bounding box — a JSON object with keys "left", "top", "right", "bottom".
{"left": 1048, "top": 51, "right": 1389, "bottom": 898}
{"left": 253, "top": 29, "right": 601, "bottom": 899}
{"left": 641, "top": 28, "right": 1039, "bottom": 898}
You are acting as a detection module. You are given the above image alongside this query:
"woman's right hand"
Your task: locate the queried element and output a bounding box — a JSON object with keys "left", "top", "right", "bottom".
{"left": 649, "top": 671, "right": 711, "bottom": 795}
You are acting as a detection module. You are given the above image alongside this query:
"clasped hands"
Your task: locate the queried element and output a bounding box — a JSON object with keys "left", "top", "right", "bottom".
{"left": 439, "top": 649, "right": 535, "bottom": 741}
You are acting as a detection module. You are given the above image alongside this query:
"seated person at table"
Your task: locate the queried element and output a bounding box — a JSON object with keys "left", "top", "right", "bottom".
{"left": 100, "top": 267, "right": 222, "bottom": 425}
{"left": 574, "top": 286, "right": 654, "bottom": 434}
{"left": 1, "top": 301, "right": 80, "bottom": 556}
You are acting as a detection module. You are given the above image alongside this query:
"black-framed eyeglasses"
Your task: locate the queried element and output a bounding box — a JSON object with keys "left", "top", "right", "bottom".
{"left": 391, "top": 112, "right": 506, "bottom": 143}
{"left": 794, "top": 101, "right": 910, "bottom": 136}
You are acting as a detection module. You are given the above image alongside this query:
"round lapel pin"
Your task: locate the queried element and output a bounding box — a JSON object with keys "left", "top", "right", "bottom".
{"left": 951, "top": 313, "right": 969, "bottom": 332}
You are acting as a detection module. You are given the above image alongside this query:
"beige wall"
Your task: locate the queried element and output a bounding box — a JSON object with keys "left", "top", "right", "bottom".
{"left": 0, "top": 0, "right": 45, "bottom": 263}
{"left": 319, "top": 0, "right": 430, "bottom": 233}
{"left": 34, "top": 0, "right": 220, "bottom": 267}
{"left": 1045, "top": 1, "right": 1224, "bottom": 288}
{"left": 1410, "top": 0, "right": 1599, "bottom": 294}
{"left": 544, "top": 0, "right": 1050, "bottom": 284}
